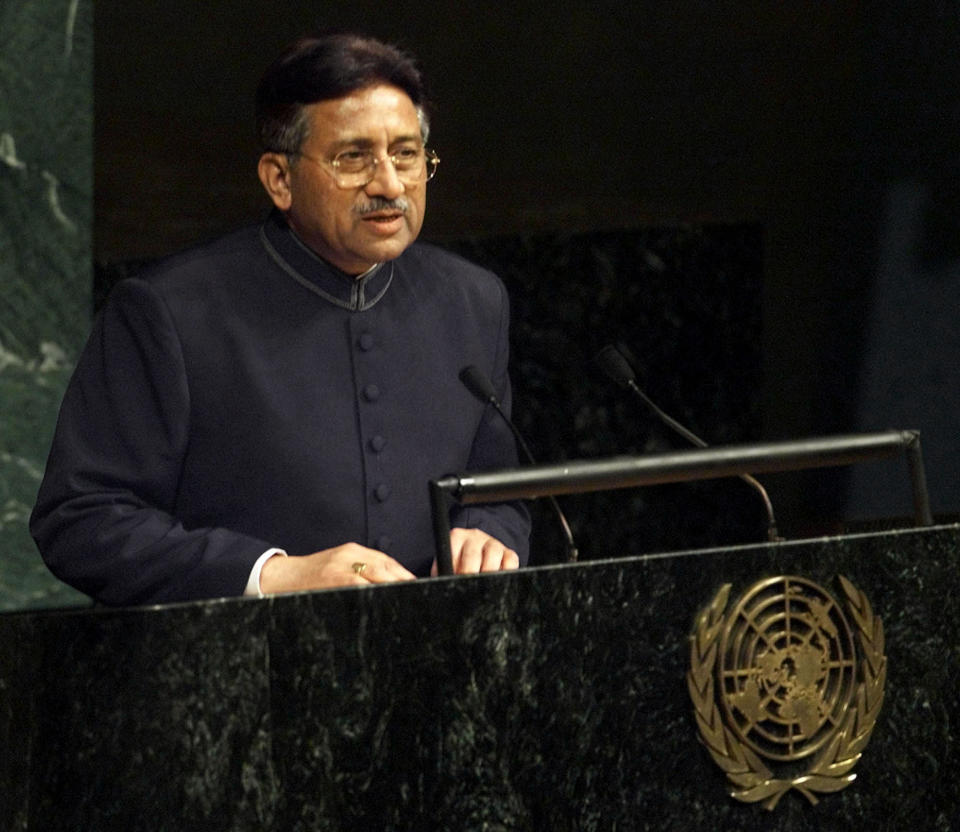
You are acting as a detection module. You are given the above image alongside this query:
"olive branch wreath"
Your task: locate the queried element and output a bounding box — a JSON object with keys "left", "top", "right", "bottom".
{"left": 687, "top": 576, "right": 886, "bottom": 810}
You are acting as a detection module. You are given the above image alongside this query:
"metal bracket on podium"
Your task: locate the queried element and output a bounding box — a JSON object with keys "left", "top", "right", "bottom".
{"left": 429, "top": 430, "right": 933, "bottom": 576}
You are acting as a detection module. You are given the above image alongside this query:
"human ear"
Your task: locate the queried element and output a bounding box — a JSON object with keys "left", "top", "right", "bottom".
{"left": 257, "top": 153, "right": 293, "bottom": 211}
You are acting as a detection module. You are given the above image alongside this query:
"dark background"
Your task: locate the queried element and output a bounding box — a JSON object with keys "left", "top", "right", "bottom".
{"left": 93, "top": 2, "right": 960, "bottom": 555}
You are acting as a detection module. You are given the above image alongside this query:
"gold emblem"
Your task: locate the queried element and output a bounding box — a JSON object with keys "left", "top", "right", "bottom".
{"left": 688, "top": 576, "right": 886, "bottom": 810}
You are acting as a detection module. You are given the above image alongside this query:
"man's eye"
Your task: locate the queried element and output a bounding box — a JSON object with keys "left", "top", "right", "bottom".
{"left": 336, "top": 151, "right": 369, "bottom": 167}
{"left": 393, "top": 148, "right": 419, "bottom": 161}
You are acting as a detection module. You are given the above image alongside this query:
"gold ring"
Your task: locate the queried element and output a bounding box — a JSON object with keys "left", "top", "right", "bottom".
{"left": 351, "top": 561, "right": 368, "bottom": 577}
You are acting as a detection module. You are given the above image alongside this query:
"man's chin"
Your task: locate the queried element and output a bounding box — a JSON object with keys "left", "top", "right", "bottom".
{"left": 358, "top": 232, "right": 417, "bottom": 264}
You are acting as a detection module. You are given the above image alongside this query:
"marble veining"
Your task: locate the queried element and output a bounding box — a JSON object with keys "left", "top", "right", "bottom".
{"left": 0, "top": 132, "right": 27, "bottom": 170}
{"left": 64, "top": 0, "right": 81, "bottom": 59}
{"left": 41, "top": 169, "right": 78, "bottom": 233}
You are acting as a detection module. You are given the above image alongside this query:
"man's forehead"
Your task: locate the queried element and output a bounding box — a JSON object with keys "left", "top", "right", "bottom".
{"left": 307, "top": 84, "right": 419, "bottom": 136}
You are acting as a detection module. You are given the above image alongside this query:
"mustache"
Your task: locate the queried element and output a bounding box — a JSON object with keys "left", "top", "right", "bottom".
{"left": 354, "top": 196, "right": 409, "bottom": 216}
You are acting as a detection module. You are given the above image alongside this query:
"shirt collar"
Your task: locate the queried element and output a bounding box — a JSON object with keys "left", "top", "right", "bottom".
{"left": 258, "top": 210, "right": 394, "bottom": 311}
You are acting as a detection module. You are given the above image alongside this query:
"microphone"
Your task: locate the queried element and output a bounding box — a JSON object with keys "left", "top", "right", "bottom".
{"left": 459, "top": 365, "right": 579, "bottom": 562}
{"left": 595, "top": 344, "right": 782, "bottom": 543}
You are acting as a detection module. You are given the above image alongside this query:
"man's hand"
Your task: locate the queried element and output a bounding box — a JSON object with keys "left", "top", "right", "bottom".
{"left": 259, "top": 542, "right": 416, "bottom": 594}
{"left": 432, "top": 527, "right": 521, "bottom": 576}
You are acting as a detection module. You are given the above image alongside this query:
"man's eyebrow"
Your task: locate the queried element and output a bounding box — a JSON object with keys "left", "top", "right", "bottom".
{"left": 328, "top": 133, "right": 423, "bottom": 151}
{"left": 328, "top": 137, "right": 375, "bottom": 151}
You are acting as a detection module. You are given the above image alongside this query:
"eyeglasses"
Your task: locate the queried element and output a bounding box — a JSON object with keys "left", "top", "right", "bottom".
{"left": 296, "top": 146, "right": 440, "bottom": 189}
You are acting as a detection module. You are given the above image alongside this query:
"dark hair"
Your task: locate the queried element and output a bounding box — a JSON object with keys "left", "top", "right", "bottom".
{"left": 255, "top": 34, "right": 429, "bottom": 154}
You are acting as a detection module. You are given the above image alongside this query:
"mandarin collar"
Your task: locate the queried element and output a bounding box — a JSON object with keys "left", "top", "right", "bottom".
{"left": 258, "top": 210, "right": 394, "bottom": 311}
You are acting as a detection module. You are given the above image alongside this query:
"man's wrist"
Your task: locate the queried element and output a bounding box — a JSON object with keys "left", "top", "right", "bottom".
{"left": 244, "top": 548, "right": 287, "bottom": 597}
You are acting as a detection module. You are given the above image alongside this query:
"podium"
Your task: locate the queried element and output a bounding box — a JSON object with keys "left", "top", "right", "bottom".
{"left": 2, "top": 522, "right": 959, "bottom": 831}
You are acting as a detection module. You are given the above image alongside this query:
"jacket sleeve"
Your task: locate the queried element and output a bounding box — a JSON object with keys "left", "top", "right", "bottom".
{"left": 449, "top": 278, "right": 532, "bottom": 563}
{"left": 30, "top": 278, "right": 271, "bottom": 606}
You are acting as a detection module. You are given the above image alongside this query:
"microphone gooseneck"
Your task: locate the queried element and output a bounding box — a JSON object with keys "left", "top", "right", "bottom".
{"left": 459, "top": 365, "right": 579, "bottom": 562}
{"left": 595, "top": 345, "right": 782, "bottom": 543}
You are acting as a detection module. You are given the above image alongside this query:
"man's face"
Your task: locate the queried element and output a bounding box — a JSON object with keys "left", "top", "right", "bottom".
{"left": 268, "top": 84, "right": 428, "bottom": 275}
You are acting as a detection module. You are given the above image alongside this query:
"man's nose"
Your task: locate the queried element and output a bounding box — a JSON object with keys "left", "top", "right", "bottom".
{"left": 365, "top": 155, "right": 404, "bottom": 198}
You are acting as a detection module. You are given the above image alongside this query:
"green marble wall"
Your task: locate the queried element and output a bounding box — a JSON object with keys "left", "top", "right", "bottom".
{"left": 0, "top": 0, "right": 91, "bottom": 609}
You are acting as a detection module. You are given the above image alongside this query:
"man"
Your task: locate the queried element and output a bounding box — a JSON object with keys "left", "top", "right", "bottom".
{"left": 30, "top": 34, "right": 530, "bottom": 605}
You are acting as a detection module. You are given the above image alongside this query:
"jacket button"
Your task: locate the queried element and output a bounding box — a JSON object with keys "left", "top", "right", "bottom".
{"left": 369, "top": 435, "right": 387, "bottom": 453}
{"left": 364, "top": 384, "right": 380, "bottom": 401}
{"left": 374, "top": 483, "right": 391, "bottom": 502}
{"left": 375, "top": 535, "right": 391, "bottom": 551}
{"left": 358, "top": 333, "right": 375, "bottom": 351}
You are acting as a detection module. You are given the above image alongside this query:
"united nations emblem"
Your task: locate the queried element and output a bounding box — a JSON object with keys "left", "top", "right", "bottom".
{"left": 688, "top": 576, "right": 886, "bottom": 809}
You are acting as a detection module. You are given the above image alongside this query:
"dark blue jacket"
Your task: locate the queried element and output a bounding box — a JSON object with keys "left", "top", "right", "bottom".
{"left": 31, "top": 212, "right": 530, "bottom": 605}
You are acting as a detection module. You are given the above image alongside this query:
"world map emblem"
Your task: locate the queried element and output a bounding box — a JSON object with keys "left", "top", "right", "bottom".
{"left": 688, "top": 576, "right": 886, "bottom": 810}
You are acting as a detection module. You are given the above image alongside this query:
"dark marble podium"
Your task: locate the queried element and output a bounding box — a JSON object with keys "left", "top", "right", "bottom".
{"left": 2, "top": 524, "right": 958, "bottom": 831}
